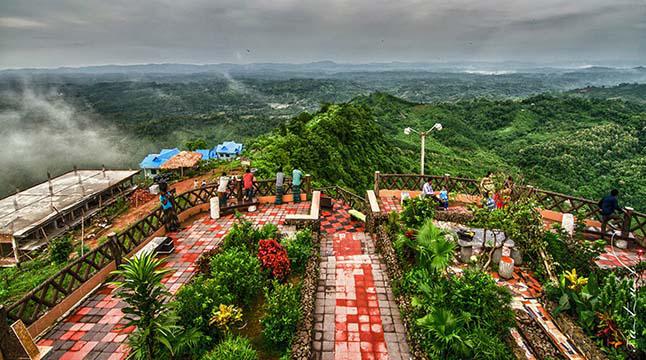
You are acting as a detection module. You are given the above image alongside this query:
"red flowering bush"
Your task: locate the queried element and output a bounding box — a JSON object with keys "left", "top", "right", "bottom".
{"left": 257, "top": 239, "right": 291, "bottom": 281}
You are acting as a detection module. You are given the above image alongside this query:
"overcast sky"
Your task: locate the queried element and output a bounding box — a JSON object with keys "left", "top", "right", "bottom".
{"left": 0, "top": 0, "right": 644, "bottom": 69}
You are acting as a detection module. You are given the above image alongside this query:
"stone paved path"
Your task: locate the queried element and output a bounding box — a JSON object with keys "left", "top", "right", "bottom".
{"left": 37, "top": 202, "right": 310, "bottom": 360}
{"left": 313, "top": 203, "right": 409, "bottom": 360}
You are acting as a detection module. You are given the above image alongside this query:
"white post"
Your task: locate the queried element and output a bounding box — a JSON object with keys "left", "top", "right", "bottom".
{"left": 210, "top": 197, "right": 220, "bottom": 219}
{"left": 420, "top": 133, "right": 426, "bottom": 175}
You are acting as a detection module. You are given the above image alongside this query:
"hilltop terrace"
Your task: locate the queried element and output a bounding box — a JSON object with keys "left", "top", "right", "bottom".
{"left": 0, "top": 172, "right": 644, "bottom": 360}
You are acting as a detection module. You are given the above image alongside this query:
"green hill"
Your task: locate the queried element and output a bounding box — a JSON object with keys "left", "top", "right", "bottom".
{"left": 569, "top": 83, "right": 646, "bottom": 103}
{"left": 251, "top": 93, "right": 646, "bottom": 211}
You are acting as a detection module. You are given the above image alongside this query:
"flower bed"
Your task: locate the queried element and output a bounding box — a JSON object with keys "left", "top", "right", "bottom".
{"left": 114, "top": 216, "right": 320, "bottom": 360}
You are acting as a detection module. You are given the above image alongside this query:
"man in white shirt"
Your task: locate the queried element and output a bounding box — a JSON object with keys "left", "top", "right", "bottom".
{"left": 422, "top": 178, "right": 442, "bottom": 206}
{"left": 217, "top": 172, "right": 230, "bottom": 208}
{"left": 422, "top": 179, "right": 434, "bottom": 197}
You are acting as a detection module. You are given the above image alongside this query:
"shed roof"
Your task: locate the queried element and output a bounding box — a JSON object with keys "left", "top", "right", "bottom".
{"left": 0, "top": 170, "right": 139, "bottom": 237}
{"left": 139, "top": 148, "right": 180, "bottom": 169}
{"left": 215, "top": 141, "right": 243, "bottom": 155}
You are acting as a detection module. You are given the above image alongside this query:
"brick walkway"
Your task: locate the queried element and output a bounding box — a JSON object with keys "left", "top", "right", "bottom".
{"left": 313, "top": 203, "right": 409, "bottom": 360}
{"left": 37, "top": 202, "right": 310, "bottom": 360}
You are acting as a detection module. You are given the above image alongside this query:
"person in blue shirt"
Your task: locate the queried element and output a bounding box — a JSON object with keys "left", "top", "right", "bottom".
{"left": 292, "top": 167, "right": 303, "bottom": 203}
{"left": 439, "top": 187, "right": 449, "bottom": 210}
{"left": 483, "top": 192, "right": 496, "bottom": 211}
{"left": 598, "top": 189, "right": 621, "bottom": 239}
{"left": 159, "top": 181, "right": 179, "bottom": 232}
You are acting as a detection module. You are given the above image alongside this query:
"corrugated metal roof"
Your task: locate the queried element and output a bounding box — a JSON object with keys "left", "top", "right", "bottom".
{"left": 0, "top": 170, "right": 139, "bottom": 237}
{"left": 215, "top": 141, "right": 243, "bottom": 155}
{"left": 139, "top": 148, "right": 180, "bottom": 169}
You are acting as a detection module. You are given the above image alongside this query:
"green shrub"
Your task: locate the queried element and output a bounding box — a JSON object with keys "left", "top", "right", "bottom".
{"left": 545, "top": 225, "right": 605, "bottom": 276}
{"left": 261, "top": 281, "right": 301, "bottom": 348}
{"left": 401, "top": 196, "right": 436, "bottom": 228}
{"left": 282, "top": 229, "right": 313, "bottom": 273}
{"left": 404, "top": 267, "right": 514, "bottom": 358}
{"left": 210, "top": 247, "right": 263, "bottom": 306}
{"left": 258, "top": 223, "right": 280, "bottom": 240}
{"left": 174, "top": 276, "right": 236, "bottom": 333}
{"left": 223, "top": 216, "right": 262, "bottom": 253}
{"left": 49, "top": 235, "right": 74, "bottom": 264}
{"left": 202, "top": 335, "right": 258, "bottom": 360}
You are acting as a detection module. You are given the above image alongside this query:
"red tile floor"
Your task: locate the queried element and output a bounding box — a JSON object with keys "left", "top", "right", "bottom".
{"left": 37, "top": 202, "right": 310, "bottom": 360}
{"left": 313, "top": 202, "right": 409, "bottom": 360}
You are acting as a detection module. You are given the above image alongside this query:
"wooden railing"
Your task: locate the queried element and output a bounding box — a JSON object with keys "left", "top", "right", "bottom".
{"left": 317, "top": 186, "right": 371, "bottom": 216}
{"left": 4, "top": 176, "right": 307, "bottom": 326}
{"left": 376, "top": 173, "right": 480, "bottom": 196}
{"left": 374, "top": 172, "right": 646, "bottom": 242}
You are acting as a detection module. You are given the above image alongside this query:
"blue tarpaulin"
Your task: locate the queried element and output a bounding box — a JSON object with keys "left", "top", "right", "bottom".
{"left": 139, "top": 148, "right": 180, "bottom": 169}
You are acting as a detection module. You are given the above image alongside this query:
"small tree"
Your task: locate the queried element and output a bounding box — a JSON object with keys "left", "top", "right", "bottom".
{"left": 49, "top": 235, "right": 74, "bottom": 264}
{"left": 184, "top": 138, "right": 208, "bottom": 151}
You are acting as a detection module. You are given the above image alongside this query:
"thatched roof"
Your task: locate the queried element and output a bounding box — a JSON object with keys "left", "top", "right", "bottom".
{"left": 160, "top": 151, "right": 202, "bottom": 169}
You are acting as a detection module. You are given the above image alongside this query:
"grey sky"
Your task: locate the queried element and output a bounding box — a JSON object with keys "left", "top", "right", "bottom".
{"left": 0, "top": 0, "right": 644, "bottom": 69}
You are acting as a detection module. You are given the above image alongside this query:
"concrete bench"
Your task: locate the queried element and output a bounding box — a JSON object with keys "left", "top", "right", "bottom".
{"left": 366, "top": 190, "right": 381, "bottom": 214}
{"left": 134, "top": 236, "right": 174, "bottom": 257}
{"left": 285, "top": 191, "right": 321, "bottom": 221}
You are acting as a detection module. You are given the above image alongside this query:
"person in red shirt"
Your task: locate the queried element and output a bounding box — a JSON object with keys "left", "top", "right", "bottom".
{"left": 243, "top": 168, "right": 255, "bottom": 201}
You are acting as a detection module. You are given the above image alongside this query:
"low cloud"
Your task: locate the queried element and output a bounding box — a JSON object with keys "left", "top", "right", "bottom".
{"left": 0, "top": 17, "right": 46, "bottom": 29}
{"left": 0, "top": 86, "right": 130, "bottom": 196}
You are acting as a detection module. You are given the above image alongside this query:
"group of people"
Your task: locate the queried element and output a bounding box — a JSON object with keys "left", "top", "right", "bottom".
{"left": 479, "top": 172, "right": 514, "bottom": 211}
{"left": 421, "top": 179, "right": 450, "bottom": 210}
{"left": 214, "top": 167, "right": 305, "bottom": 208}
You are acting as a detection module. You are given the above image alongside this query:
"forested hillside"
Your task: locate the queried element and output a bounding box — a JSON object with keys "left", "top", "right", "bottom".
{"left": 251, "top": 93, "right": 646, "bottom": 211}
{"left": 569, "top": 83, "right": 646, "bottom": 103}
{"left": 1, "top": 72, "right": 645, "bottom": 211}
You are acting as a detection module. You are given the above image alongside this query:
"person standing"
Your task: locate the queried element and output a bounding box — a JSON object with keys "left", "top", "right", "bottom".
{"left": 292, "top": 167, "right": 303, "bottom": 203}
{"left": 439, "top": 187, "right": 449, "bottom": 210}
{"left": 217, "top": 172, "right": 230, "bottom": 208}
{"left": 275, "top": 167, "right": 285, "bottom": 205}
{"left": 598, "top": 189, "right": 621, "bottom": 239}
{"left": 422, "top": 178, "right": 434, "bottom": 198}
{"left": 483, "top": 192, "right": 496, "bottom": 211}
{"left": 159, "top": 182, "right": 180, "bottom": 232}
{"left": 243, "top": 168, "right": 255, "bottom": 202}
{"left": 480, "top": 171, "right": 495, "bottom": 195}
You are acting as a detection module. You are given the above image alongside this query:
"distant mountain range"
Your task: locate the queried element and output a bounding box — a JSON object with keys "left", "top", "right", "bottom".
{"left": 2, "top": 61, "right": 645, "bottom": 75}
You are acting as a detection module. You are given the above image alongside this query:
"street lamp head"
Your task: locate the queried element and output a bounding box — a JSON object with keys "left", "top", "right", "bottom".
{"left": 433, "top": 123, "right": 443, "bottom": 131}
{"left": 404, "top": 127, "right": 412, "bottom": 135}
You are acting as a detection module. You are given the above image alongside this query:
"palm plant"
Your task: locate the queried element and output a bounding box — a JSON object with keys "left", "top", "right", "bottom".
{"left": 112, "top": 251, "right": 200, "bottom": 360}
{"left": 415, "top": 220, "right": 456, "bottom": 274}
{"left": 417, "top": 308, "right": 472, "bottom": 358}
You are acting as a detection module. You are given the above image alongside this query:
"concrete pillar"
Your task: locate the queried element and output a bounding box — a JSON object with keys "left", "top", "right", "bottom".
{"left": 562, "top": 213, "right": 575, "bottom": 236}
{"left": 210, "top": 197, "right": 220, "bottom": 220}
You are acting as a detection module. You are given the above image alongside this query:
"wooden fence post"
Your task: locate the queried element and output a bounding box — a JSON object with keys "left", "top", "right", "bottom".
{"left": 621, "top": 207, "right": 633, "bottom": 240}
{"left": 0, "top": 306, "right": 30, "bottom": 360}
{"left": 108, "top": 232, "right": 121, "bottom": 267}
{"left": 374, "top": 171, "right": 380, "bottom": 197}
{"left": 236, "top": 178, "right": 244, "bottom": 204}
{"left": 304, "top": 174, "right": 312, "bottom": 198}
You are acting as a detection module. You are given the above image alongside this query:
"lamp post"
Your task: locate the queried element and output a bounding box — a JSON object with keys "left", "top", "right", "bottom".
{"left": 404, "top": 123, "right": 442, "bottom": 175}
